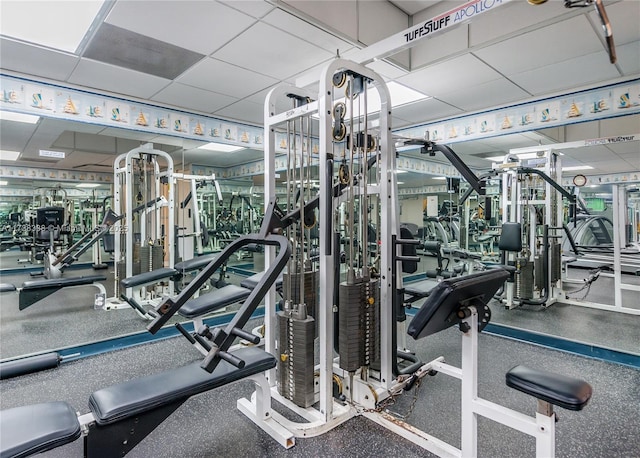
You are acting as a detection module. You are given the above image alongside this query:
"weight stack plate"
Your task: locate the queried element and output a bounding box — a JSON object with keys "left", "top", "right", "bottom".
{"left": 518, "top": 260, "right": 534, "bottom": 299}
{"left": 277, "top": 311, "right": 315, "bottom": 407}
{"left": 116, "top": 261, "right": 141, "bottom": 296}
{"left": 338, "top": 280, "right": 364, "bottom": 372}
{"left": 534, "top": 256, "right": 544, "bottom": 291}
{"left": 283, "top": 270, "right": 319, "bottom": 336}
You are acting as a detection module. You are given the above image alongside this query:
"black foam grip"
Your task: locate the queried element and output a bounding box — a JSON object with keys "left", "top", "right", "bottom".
{"left": 0, "top": 352, "right": 60, "bottom": 380}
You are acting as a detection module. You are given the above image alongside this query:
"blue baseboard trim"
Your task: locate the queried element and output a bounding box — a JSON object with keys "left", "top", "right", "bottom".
{"left": 483, "top": 323, "right": 640, "bottom": 369}
{"left": 404, "top": 309, "right": 639, "bottom": 369}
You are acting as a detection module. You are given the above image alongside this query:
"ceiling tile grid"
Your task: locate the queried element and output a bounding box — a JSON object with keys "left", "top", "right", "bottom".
{"left": 68, "top": 58, "right": 171, "bottom": 100}
{"left": 214, "top": 99, "right": 265, "bottom": 125}
{"left": 0, "top": 38, "right": 80, "bottom": 82}
{"left": 507, "top": 49, "right": 622, "bottom": 96}
{"left": 211, "top": 21, "right": 333, "bottom": 80}
{"left": 177, "top": 57, "right": 278, "bottom": 98}
{"left": 474, "top": 15, "right": 607, "bottom": 76}
{"left": 150, "top": 82, "right": 238, "bottom": 114}
{"left": 396, "top": 53, "right": 503, "bottom": 97}
{"left": 436, "top": 78, "right": 530, "bottom": 112}
{"left": 104, "top": 0, "right": 257, "bottom": 56}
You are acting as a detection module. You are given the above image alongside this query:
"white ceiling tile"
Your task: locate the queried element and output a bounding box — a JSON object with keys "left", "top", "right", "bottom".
{"left": 410, "top": 23, "right": 468, "bottom": 69}
{"left": 393, "top": 98, "right": 463, "bottom": 127}
{"left": 183, "top": 147, "right": 261, "bottom": 168}
{"left": 262, "top": 9, "right": 353, "bottom": 54}
{"left": 105, "top": 1, "right": 256, "bottom": 55}
{"left": 616, "top": 41, "right": 640, "bottom": 76}
{"left": 0, "top": 120, "right": 37, "bottom": 152}
{"left": 68, "top": 59, "right": 171, "bottom": 99}
{"left": 437, "top": 78, "right": 529, "bottom": 112}
{"left": 151, "top": 82, "right": 238, "bottom": 113}
{"left": 213, "top": 22, "right": 333, "bottom": 80}
{"left": 0, "top": 38, "right": 79, "bottom": 81}
{"left": 396, "top": 54, "right": 502, "bottom": 97}
{"left": 177, "top": 58, "right": 278, "bottom": 98}
{"left": 508, "top": 50, "right": 621, "bottom": 96}
{"left": 214, "top": 99, "right": 264, "bottom": 125}
{"left": 246, "top": 84, "right": 281, "bottom": 104}
{"left": 563, "top": 120, "right": 600, "bottom": 142}
{"left": 98, "top": 127, "right": 157, "bottom": 142}
{"left": 469, "top": 0, "right": 566, "bottom": 48}
{"left": 600, "top": 113, "right": 640, "bottom": 137}
{"left": 389, "top": 0, "right": 443, "bottom": 16}
{"left": 281, "top": 0, "right": 358, "bottom": 42}
{"left": 563, "top": 145, "right": 614, "bottom": 161}
{"left": 219, "top": 0, "right": 275, "bottom": 18}
{"left": 366, "top": 60, "right": 408, "bottom": 79}
{"left": 474, "top": 16, "right": 605, "bottom": 75}
{"left": 608, "top": 141, "right": 640, "bottom": 155}
{"left": 590, "top": 1, "right": 640, "bottom": 46}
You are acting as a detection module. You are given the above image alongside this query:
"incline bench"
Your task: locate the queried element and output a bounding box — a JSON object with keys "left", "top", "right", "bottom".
{"left": 0, "top": 347, "right": 277, "bottom": 458}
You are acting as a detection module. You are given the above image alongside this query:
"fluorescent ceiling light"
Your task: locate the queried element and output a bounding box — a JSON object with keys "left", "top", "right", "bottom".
{"left": 0, "top": 181, "right": 7, "bottom": 186}
{"left": 76, "top": 183, "right": 100, "bottom": 188}
{"left": 0, "top": 150, "right": 21, "bottom": 161}
{"left": 397, "top": 181, "right": 405, "bottom": 185}
{"left": 563, "top": 165, "right": 594, "bottom": 172}
{"left": 485, "top": 152, "right": 541, "bottom": 162}
{"left": 0, "top": 111, "right": 39, "bottom": 124}
{"left": 432, "top": 177, "right": 447, "bottom": 180}
{"left": 329, "top": 81, "right": 430, "bottom": 118}
{"left": 197, "top": 142, "right": 244, "bottom": 153}
{"left": 0, "top": 1, "right": 106, "bottom": 53}
{"left": 396, "top": 170, "right": 408, "bottom": 174}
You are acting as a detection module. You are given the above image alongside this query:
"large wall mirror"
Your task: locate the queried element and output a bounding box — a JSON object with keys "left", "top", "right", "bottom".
{"left": 1, "top": 109, "right": 638, "bottom": 363}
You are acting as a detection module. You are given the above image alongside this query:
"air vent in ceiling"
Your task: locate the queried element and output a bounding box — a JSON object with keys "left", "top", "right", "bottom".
{"left": 83, "top": 22, "right": 205, "bottom": 79}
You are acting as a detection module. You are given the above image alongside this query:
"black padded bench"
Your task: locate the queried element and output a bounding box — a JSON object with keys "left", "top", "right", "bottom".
{"left": 174, "top": 253, "right": 218, "bottom": 273}
{"left": 403, "top": 278, "right": 439, "bottom": 304}
{"left": 19, "top": 275, "right": 107, "bottom": 310}
{"left": 0, "top": 283, "right": 17, "bottom": 292}
{"left": 120, "top": 268, "right": 178, "bottom": 289}
{"left": 240, "top": 271, "right": 284, "bottom": 290}
{"left": 178, "top": 284, "right": 252, "bottom": 319}
{"left": 0, "top": 347, "right": 276, "bottom": 458}
{"left": 506, "top": 365, "right": 592, "bottom": 411}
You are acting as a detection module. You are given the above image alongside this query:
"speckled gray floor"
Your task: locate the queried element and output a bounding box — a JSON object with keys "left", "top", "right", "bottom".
{"left": 1, "top": 323, "right": 638, "bottom": 458}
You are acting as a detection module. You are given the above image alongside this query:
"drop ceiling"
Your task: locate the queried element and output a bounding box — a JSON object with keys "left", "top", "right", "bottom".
{"left": 0, "top": 0, "right": 638, "bottom": 177}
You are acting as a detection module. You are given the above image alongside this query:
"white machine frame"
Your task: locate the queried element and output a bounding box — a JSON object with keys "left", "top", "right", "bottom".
{"left": 237, "top": 58, "right": 568, "bottom": 458}
{"left": 506, "top": 135, "right": 640, "bottom": 315}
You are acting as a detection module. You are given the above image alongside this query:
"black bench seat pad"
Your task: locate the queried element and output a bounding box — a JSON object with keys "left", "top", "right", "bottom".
{"left": 0, "top": 401, "right": 81, "bottom": 458}
{"left": 178, "top": 285, "right": 251, "bottom": 319}
{"left": 404, "top": 278, "right": 440, "bottom": 298}
{"left": 120, "top": 268, "right": 178, "bottom": 289}
{"left": 506, "top": 365, "right": 592, "bottom": 411}
{"left": 0, "top": 283, "right": 17, "bottom": 292}
{"left": 21, "top": 275, "right": 106, "bottom": 290}
{"left": 240, "top": 271, "right": 283, "bottom": 290}
{"left": 174, "top": 253, "right": 218, "bottom": 273}
{"left": 89, "top": 347, "right": 276, "bottom": 425}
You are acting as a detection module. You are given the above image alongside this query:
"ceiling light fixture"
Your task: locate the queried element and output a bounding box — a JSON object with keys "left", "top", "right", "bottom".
{"left": 563, "top": 165, "right": 594, "bottom": 172}
{"left": 484, "top": 152, "right": 541, "bottom": 162}
{"left": 76, "top": 183, "right": 101, "bottom": 188}
{"left": 197, "top": 142, "right": 244, "bottom": 153}
{"left": 432, "top": 177, "right": 447, "bottom": 180}
{"left": 0, "top": 111, "right": 39, "bottom": 124}
{"left": 0, "top": 181, "right": 7, "bottom": 186}
{"left": 0, "top": 150, "right": 21, "bottom": 161}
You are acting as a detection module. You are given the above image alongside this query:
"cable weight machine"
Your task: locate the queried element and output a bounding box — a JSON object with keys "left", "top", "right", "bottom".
{"left": 109, "top": 144, "right": 175, "bottom": 317}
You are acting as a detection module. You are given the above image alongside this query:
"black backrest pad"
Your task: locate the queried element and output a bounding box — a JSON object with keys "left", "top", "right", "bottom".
{"left": 408, "top": 269, "right": 509, "bottom": 340}
{"left": 498, "top": 222, "right": 522, "bottom": 252}
{"left": 0, "top": 401, "right": 81, "bottom": 458}
{"left": 89, "top": 347, "right": 276, "bottom": 425}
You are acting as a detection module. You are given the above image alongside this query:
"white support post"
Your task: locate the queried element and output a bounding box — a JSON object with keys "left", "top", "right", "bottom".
{"left": 460, "top": 309, "right": 479, "bottom": 458}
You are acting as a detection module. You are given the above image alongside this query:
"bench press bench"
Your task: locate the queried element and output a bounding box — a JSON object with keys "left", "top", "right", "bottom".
{"left": 0, "top": 347, "right": 276, "bottom": 458}
{"left": 0, "top": 275, "right": 107, "bottom": 311}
